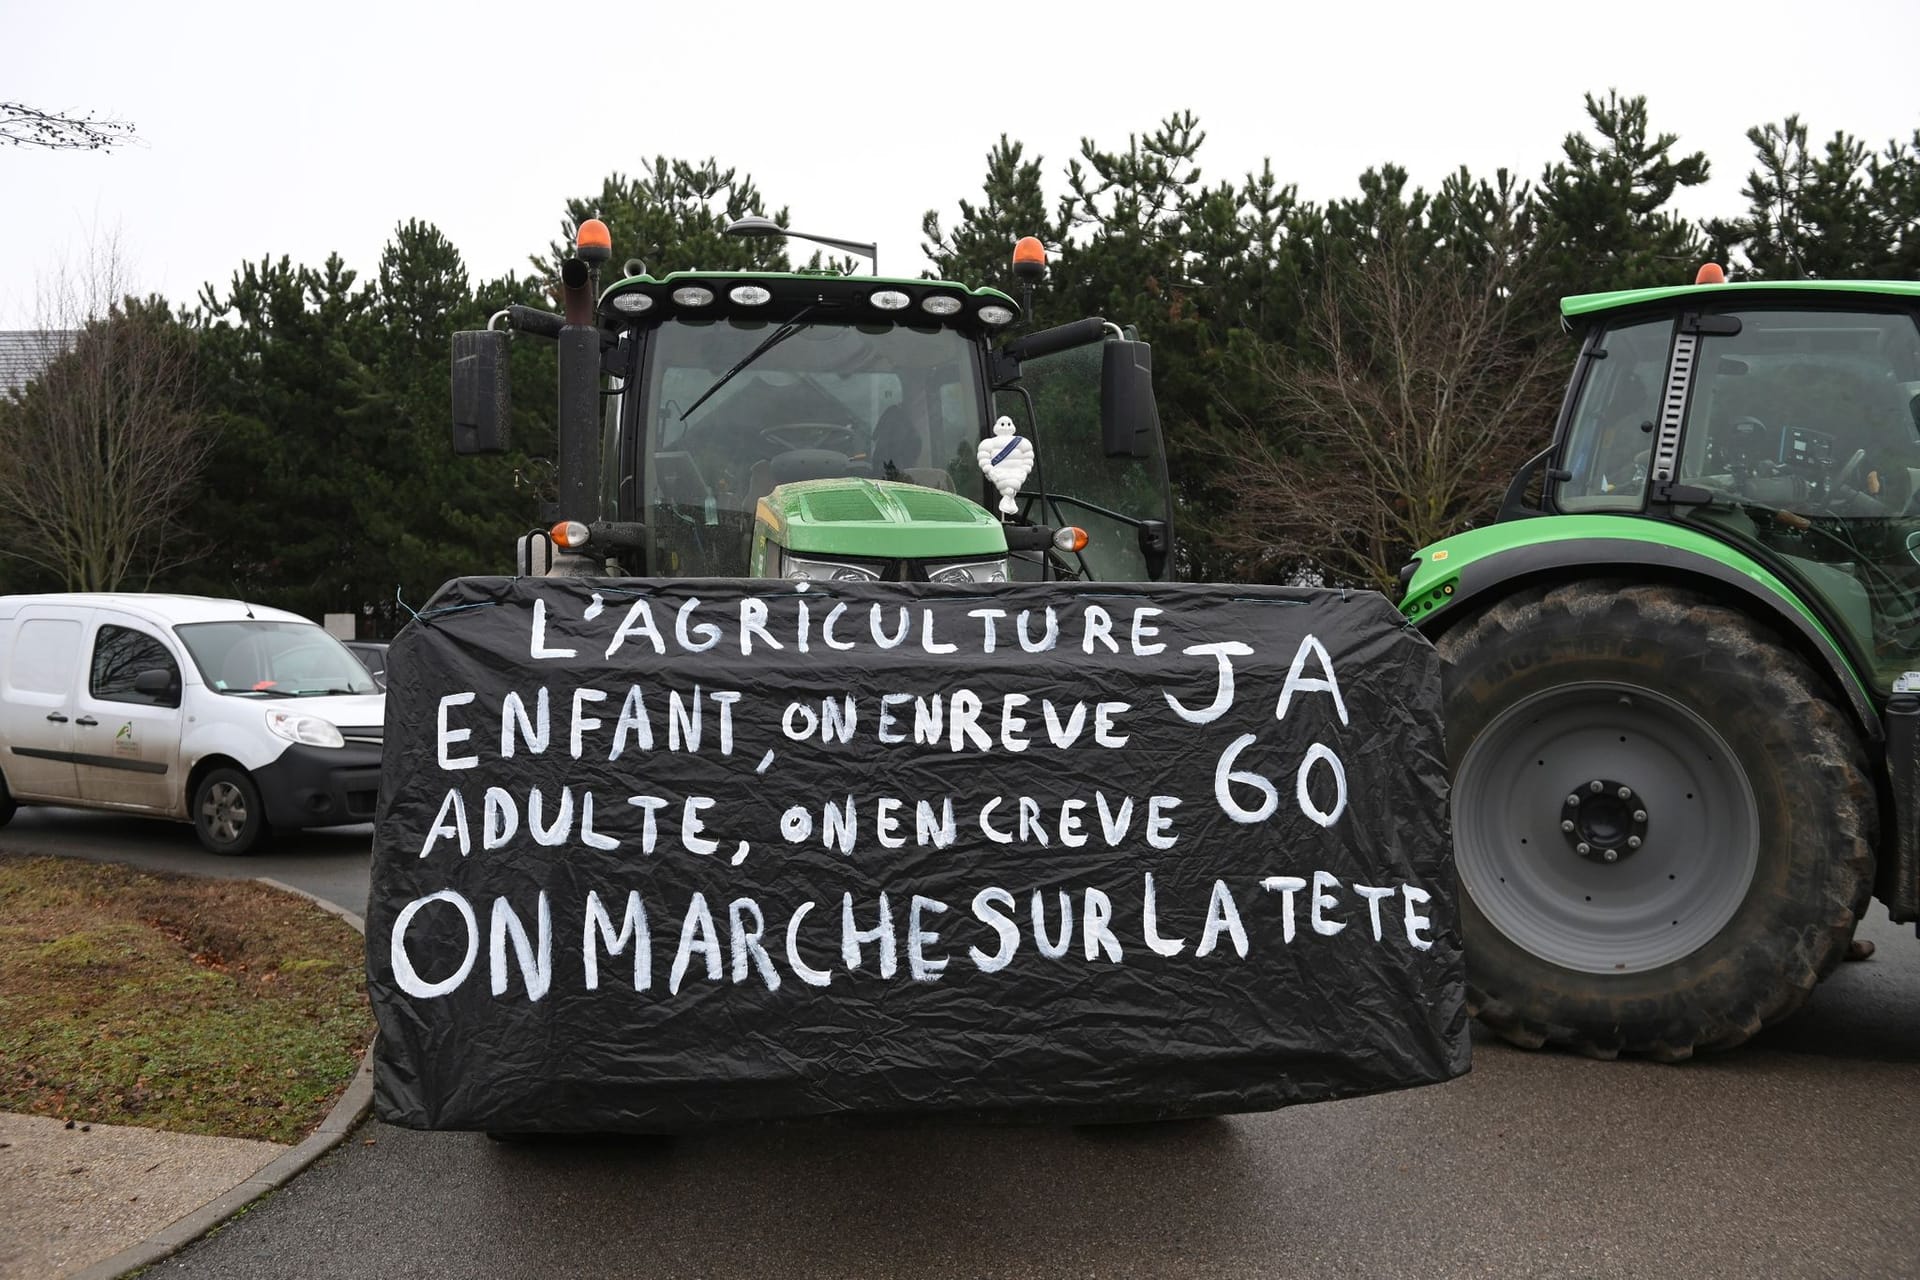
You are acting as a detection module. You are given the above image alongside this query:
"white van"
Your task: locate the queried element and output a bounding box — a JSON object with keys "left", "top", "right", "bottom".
{"left": 0, "top": 594, "right": 385, "bottom": 854}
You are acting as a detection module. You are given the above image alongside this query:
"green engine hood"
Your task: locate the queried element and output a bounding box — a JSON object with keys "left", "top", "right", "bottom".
{"left": 752, "top": 478, "right": 1008, "bottom": 567}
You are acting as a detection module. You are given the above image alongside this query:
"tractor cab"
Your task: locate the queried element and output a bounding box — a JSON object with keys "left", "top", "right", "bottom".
{"left": 1545, "top": 277, "right": 1920, "bottom": 691}
{"left": 452, "top": 222, "right": 1177, "bottom": 586}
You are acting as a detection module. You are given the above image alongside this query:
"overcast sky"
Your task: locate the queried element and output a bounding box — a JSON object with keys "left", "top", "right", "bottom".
{"left": 3, "top": 0, "right": 1915, "bottom": 327}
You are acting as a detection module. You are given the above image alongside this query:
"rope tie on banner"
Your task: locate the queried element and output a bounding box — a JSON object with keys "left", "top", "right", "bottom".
{"left": 397, "top": 585, "right": 505, "bottom": 626}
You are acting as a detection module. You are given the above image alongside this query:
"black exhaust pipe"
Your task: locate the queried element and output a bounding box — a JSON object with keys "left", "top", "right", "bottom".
{"left": 556, "top": 257, "right": 601, "bottom": 530}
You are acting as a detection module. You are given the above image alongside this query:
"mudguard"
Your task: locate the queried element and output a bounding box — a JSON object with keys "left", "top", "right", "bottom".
{"left": 366, "top": 577, "right": 1466, "bottom": 1132}
{"left": 1400, "top": 517, "right": 1880, "bottom": 737}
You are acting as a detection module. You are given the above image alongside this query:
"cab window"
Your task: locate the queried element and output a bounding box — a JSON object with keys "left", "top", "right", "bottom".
{"left": 90, "top": 625, "right": 180, "bottom": 707}
{"left": 996, "top": 342, "right": 1170, "bottom": 581}
{"left": 1675, "top": 307, "right": 1920, "bottom": 692}
{"left": 1556, "top": 317, "right": 1672, "bottom": 512}
{"left": 643, "top": 319, "right": 979, "bottom": 577}
{"left": 1678, "top": 309, "right": 1920, "bottom": 487}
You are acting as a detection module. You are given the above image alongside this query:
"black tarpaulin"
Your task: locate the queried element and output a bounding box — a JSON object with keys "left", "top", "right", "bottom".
{"left": 366, "top": 577, "right": 1467, "bottom": 1131}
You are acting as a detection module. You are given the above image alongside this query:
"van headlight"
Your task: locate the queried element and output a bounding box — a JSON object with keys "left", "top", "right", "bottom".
{"left": 266, "top": 710, "right": 345, "bottom": 749}
{"left": 926, "top": 558, "right": 1009, "bottom": 585}
{"left": 782, "top": 554, "right": 882, "bottom": 583}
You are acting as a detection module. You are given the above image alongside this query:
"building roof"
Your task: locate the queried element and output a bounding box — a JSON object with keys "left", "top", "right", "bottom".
{"left": 0, "top": 329, "right": 78, "bottom": 398}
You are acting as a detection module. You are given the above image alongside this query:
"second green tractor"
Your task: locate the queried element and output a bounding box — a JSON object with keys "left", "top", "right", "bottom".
{"left": 1403, "top": 273, "right": 1920, "bottom": 1058}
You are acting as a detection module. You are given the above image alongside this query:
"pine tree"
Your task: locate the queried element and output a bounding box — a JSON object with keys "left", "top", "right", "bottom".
{"left": 1866, "top": 129, "right": 1920, "bottom": 277}
{"left": 921, "top": 136, "right": 1061, "bottom": 308}
{"left": 1532, "top": 91, "right": 1711, "bottom": 295}
{"left": 536, "top": 158, "right": 799, "bottom": 281}
{"left": 1706, "top": 117, "right": 1878, "bottom": 278}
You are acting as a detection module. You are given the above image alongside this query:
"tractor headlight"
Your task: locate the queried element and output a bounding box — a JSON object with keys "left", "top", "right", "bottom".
{"left": 782, "top": 554, "right": 883, "bottom": 583}
{"left": 266, "top": 710, "right": 345, "bottom": 749}
{"left": 926, "top": 558, "right": 1009, "bottom": 585}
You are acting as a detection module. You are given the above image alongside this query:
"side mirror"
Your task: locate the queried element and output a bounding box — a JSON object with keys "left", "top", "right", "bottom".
{"left": 133, "top": 668, "right": 179, "bottom": 707}
{"left": 1100, "top": 339, "right": 1159, "bottom": 459}
{"left": 1004, "top": 317, "right": 1108, "bottom": 364}
{"left": 452, "top": 330, "right": 511, "bottom": 454}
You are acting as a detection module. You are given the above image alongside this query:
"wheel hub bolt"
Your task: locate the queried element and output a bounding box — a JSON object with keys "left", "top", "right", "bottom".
{"left": 1562, "top": 777, "right": 1650, "bottom": 864}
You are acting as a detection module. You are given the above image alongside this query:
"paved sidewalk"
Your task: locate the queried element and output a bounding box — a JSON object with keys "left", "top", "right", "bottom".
{"left": 0, "top": 1113, "right": 285, "bottom": 1280}
{"left": 0, "top": 873, "right": 373, "bottom": 1280}
{"left": 0, "top": 1039, "right": 373, "bottom": 1280}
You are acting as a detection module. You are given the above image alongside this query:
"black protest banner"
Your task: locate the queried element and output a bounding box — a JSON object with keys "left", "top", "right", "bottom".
{"left": 367, "top": 577, "right": 1466, "bottom": 1132}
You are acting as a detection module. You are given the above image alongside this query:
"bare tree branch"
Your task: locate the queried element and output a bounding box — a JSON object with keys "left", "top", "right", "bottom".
{"left": 0, "top": 238, "right": 209, "bottom": 589}
{"left": 1196, "top": 240, "right": 1567, "bottom": 590}
{"left": 0, "top": 101, "right": 137, "bottom": 150}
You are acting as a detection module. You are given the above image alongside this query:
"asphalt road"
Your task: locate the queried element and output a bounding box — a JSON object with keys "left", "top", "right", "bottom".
{"left": 0, "top": 806, "right": 373, "bottom": 921}
{"left": 8, "top": 808, "right": 1920, "bottom": 1278}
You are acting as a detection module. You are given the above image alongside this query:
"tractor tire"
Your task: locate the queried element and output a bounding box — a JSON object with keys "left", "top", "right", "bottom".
{"left": 1439, "top": 580, "right": 1875, "bottom": 1060}
{"left": 193, "top": 766, "right": 272, "bottom": 856}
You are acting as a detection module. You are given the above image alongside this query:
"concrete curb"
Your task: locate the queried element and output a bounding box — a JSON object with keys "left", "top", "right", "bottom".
{"left": 66, "top": 877, "right": 376, "bottom": 1280}
{"left": 254, "top": 876, "right": 366, "bottom": 936}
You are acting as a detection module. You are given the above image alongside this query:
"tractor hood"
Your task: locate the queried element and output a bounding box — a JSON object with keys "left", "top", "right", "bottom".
{"left": 755, "top": 477, "right": 1008, "bottom": 560}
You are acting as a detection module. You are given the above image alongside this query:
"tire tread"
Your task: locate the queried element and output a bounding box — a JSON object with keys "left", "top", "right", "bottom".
{"left": 1440, "top": 579, "right": 1876, "bottom": 1058}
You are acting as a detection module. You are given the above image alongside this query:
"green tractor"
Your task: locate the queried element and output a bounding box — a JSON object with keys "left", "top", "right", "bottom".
{"left": 451, "top": 220, "right": 1174, "bottom": 588}
{"left": 1401, "top": 269, "right": 1920, "bottom": 1059}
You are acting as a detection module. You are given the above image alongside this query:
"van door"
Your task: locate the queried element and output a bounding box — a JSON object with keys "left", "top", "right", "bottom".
{"left": 1, "top": 609, "right": 85, "bottom": 801}
{"left": 74, "top": 616, "right": 186, "bottom": 813}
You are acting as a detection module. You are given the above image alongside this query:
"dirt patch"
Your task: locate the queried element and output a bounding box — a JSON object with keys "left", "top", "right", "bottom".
{"left": 0, "top": 854, "right": 372, "bottom": 1145}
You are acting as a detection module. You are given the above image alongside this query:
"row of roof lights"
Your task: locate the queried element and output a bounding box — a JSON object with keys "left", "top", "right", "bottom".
{"left": 609, "top": 286, "right": 1013, "bottom": 325}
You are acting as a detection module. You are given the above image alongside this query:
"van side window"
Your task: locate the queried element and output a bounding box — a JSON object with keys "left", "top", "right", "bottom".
{"left": 91, "top": 625, "right": 180, "bottom": 707}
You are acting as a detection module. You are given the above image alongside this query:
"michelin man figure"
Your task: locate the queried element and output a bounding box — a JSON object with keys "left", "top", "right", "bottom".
{"left": 976, "top": 415, "right": 1035, "bottom": 516}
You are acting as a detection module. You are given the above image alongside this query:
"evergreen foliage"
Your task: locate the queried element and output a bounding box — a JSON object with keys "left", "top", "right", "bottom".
{"left": 4, "top": 92, "right": 1914, "bottom": 610}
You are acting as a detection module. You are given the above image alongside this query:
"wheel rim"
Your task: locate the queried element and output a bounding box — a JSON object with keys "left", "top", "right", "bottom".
{"left": 201, "top": 781, "right": 248, "bottom": 845}
{"left": 1455, "top": 681, "right": 1759, "bottom": 974}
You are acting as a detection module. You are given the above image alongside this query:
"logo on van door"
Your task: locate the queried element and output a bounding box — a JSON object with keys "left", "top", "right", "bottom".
{"left": 114, "top": 722, "right": 136, "bottom": 756}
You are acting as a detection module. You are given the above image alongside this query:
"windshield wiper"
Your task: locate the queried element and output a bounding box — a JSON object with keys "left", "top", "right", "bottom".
{"left": 679, "top": 305, "right": 818, "bottom": 422}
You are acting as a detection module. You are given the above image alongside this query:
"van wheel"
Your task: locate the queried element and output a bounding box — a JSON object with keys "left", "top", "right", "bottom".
{"left": 193, "top": 767, "right": 271, "bottom": 855}
{"left": 0, "top": 771, "right": 16, "bottom": 827}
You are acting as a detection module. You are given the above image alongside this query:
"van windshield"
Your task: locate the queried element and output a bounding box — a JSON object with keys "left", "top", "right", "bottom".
{"left": 175, "top": 621, "right": 379, "bottom": 697}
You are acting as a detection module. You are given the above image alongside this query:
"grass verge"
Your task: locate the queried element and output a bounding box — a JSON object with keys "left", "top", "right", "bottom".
{"left": 0, "top": 853, "right": 372, "bottom": 1145}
